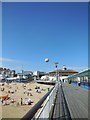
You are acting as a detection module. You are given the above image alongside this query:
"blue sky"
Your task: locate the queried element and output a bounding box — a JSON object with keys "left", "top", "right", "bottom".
{"left": 2, "top": 2, "right": 88, "bottom": 72}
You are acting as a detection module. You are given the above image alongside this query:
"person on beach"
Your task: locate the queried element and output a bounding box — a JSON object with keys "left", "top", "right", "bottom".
{"left": 28, "top": 98, "right": 31, "bottom": 105}
{"left": 48, "top": 88, "right": 50, "bottom": 91}
{"left": 1, "top": 98, "right": 4, "bottom": 104}
{"left": 11, "top": 99, "right": 14, "bottom": 103}
{"left": 21, "top": 98, "right": 23, "bottom": 105}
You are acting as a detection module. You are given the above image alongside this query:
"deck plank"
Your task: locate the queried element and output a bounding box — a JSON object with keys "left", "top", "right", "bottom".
{"left": 62, "top": 82, "right": 88, "bottom": 118}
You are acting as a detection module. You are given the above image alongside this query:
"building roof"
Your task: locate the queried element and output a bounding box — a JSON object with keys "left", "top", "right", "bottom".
{"left": 17, "top": 71, "right": 33, "bottom": 76}
{"left": 0, "top": 67, "right": 15, "bottom": 72}
{"left": 68, "top": 68, "right": 90, "bottom": 78}
{"left": 49, "top": 69, "right": 78, "bottom": 73}
{"left": 48, "top": 69, "right": 78, "bottom": 76}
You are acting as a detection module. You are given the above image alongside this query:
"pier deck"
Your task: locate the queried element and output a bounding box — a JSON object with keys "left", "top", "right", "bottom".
{"left": 62, "top": 82, "right": 88, "bottom": 119}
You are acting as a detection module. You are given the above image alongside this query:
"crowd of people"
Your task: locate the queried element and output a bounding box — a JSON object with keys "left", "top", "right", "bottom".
{"left": 0, "top": 82, "right": 50, "bottom": 107}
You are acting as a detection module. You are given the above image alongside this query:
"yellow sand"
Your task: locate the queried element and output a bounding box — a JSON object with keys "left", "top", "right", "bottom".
{"left": 0, "top": 81, "right": 53, "bottom": 119}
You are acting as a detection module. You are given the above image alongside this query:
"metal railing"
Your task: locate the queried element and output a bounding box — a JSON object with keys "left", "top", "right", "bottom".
{"left": 33, "top": 83, "right": 58, "bottom": 119}
{"left": 21, "top": 83, "right": 58, "bottom": 120}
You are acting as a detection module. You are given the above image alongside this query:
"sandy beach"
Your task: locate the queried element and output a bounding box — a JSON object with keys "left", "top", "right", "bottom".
{"left": 0, "top": 81, "right": 53, "bottom": 119}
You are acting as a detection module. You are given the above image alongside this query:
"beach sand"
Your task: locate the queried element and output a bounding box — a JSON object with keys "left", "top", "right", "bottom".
{"left": 0, "top": 81, "right": 53, "bottom": 119}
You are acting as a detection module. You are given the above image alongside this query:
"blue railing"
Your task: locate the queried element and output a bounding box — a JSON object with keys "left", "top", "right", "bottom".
{"left": 71, "top": 81, "right": 90, "bottom": 90}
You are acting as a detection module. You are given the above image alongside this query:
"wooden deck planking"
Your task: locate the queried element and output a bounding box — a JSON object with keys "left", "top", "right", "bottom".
{"left": 62, "top": 83, "right": 88, "bottom": 118}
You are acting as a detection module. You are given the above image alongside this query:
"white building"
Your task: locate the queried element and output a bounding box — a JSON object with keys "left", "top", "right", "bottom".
{"left": 0, "top": 67, "right": 16, "bottom": 80}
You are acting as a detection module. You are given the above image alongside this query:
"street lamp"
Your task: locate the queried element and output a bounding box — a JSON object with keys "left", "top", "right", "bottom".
{"left": 54, "top": 62, "right": 59, "bottom": 82}
{"left": 45, "top": 58, "right": 49, "bottom": 80}
{"left": 45, "top": 58, "right": 59, "bottom": 83}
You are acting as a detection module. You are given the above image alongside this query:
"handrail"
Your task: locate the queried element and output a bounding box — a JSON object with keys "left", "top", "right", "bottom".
{"left": 21, "top": 86, "right": 54, "bottom": 120}
{"left": 35, "top": 83, "right": 58, "bottom": 119}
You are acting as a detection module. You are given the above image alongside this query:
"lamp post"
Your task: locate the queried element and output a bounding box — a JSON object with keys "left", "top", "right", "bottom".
{"left": 45, "top": 58, "right": 59, "bottom": 83}
{"left": 54, "top": 62, "right": 59, "bottom": 82}
{"left": 45, "top": 58, "right": 49, "bottom": 80}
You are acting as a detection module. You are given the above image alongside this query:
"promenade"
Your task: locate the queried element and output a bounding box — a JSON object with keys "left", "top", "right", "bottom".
{"left": 61, "top": 82, "right": 88, "bottom": 119}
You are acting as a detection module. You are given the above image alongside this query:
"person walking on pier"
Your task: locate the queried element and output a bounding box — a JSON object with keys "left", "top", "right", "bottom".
{"left": 77, "top": 78, "right": 81, "bottom": 86}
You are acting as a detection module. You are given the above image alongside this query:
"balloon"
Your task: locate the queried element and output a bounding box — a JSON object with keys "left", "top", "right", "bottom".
{"left": 45, "top": 58, "right": 49, "bottom": 62}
